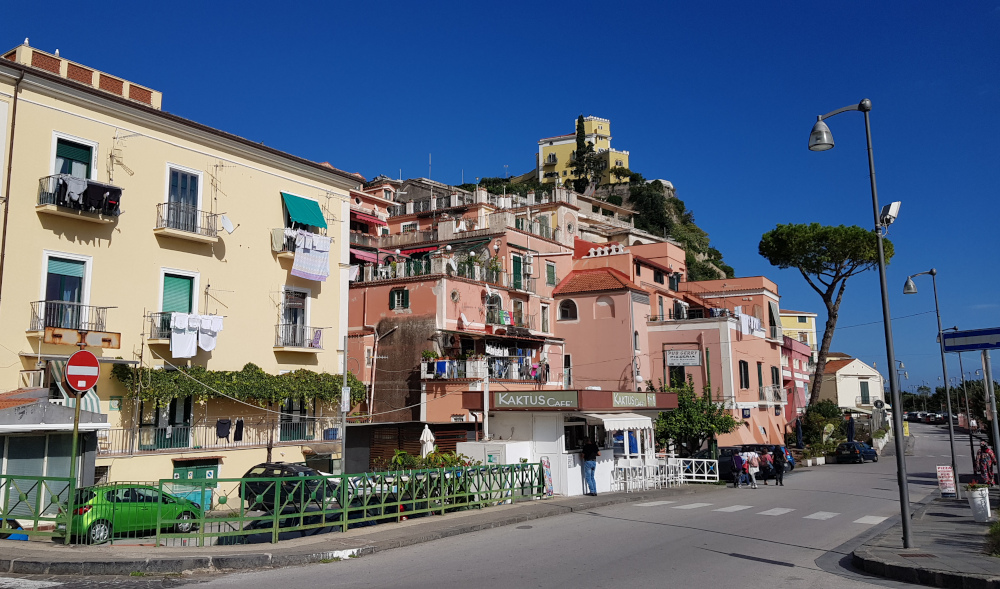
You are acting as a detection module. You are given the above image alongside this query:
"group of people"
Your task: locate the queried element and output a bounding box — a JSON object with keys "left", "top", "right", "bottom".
{"left": 732, "top": 447, "right": 787, "bottom": 489}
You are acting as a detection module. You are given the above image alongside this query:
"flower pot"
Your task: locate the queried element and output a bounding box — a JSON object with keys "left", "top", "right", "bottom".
{"left": 805, "top": 458, "right": 813, "bottom": 467}
{"left": 968, "top": 487, "right": 992, "bottom": 523}
{"left": 815, "top": 456, "right": 825, "bottom": 466}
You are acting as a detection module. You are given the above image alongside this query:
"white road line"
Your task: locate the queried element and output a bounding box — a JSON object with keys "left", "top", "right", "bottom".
{"left": 671, "top": 502, "right": 713, "bottom": 510}
{"left": 713, "top": 505, "right": 754, "bottom": 512}
{"left": 854, "top": 515, "right": 888, "bottom": 525}
{"left": 758, "top": 508, "right": 795, "bottom": 516}
{"left": 0, "top": 581, "right": 63, "bottom": 589}
{"left": 634, "top": 501, "right": 676, "bottom": 507}
{"left": 803, "top": 511, "right": 839, "bottom": 520}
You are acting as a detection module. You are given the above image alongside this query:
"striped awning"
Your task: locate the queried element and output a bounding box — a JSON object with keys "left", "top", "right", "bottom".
{"left": 349, "top": 248, "right": 378, "bottom": 263}
{"left": 351, "top": 211, "right": 388, "bottom": 226}
{"left": 49, "top": 361, "right": 101, "bottom": 414}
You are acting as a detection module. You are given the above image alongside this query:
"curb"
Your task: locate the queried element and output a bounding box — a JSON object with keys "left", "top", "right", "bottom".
{"left": 851, "top": 547, "right": 1000, "bottom": 589}
{"left": 0, "top": 485, "right": 715, "bottom": 576}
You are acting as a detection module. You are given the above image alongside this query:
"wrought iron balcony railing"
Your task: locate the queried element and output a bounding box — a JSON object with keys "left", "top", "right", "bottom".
{"left": 275, "top": 324, "right": 324, "bottom": 349}
{"left": 155, "top": 202, "right": 218, "bottom": 238}
{"left": 29, "top": 300, "right": 110, "bottom": 332}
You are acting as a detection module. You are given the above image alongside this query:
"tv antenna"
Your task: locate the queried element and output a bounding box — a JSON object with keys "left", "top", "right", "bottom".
{"left": 108, "top": 130, "right": 142, "bottom": 182}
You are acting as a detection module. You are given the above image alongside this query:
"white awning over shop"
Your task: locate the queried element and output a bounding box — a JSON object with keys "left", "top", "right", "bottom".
{"left": 577, "top": 412, "right": 654, "bottom": 431}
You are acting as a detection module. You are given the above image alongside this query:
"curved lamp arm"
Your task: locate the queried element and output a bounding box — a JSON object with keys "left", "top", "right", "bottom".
{"left": 816, "top": 99, "right": 871, "bottom": 122}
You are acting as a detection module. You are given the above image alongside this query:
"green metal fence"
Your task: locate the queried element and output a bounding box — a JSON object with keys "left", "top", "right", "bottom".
{"left": 0, "top": 463, "right": 544, "bottom": 546}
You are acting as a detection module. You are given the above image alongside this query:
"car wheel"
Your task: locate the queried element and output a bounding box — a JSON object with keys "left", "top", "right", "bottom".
{"left": 873, "top": 455, "right": 878, "bottom": 462}
{"left": 175, "top": 511, "right": 195, "bottom": 533}
{"left": 87, "top": 520, "right": 112, "bottom": 545}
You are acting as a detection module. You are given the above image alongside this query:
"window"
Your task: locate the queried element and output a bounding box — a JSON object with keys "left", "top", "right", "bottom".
{"left": 280, "top": 398, "right": 312, "bottom": 441}
{"left": 511, "top": 254, "right": 523, "bottom": 290}
{"left": 160, "top": 269, "right": 198, "bottom": 314}
{"left": 55, "top": 138, "right": 93, "bottom": 179}
{"left": 633, "top": 331, "right": 640, "bottom": 351}
{"left": 595, "top": 296, "right": 615, "bottom": 319}
{"left": 635, "top": 263, "right": 641, "bottom": 277}
{"left": 546, "top": 262, "right": 557, "bottom": 286}
{"left": 658, "top": 297, "right": 664, "bottom": 319}
{"left": 668, "top": 274, "right": 680, "bottom": 291}
{"left": 365, "top": 347, "right": 373, "bottom": 367}
{"left": 798, "top": 316, "right": 808, "bottom": 323}
{"left": 793, "top": 359, "right": 800, "bottom": 370}
{"left": 669, "top": 366, "right": 685, "bottom": 388}
{"left": 167, "top": 166, "right": 202, "bottom": 233}
{"left": 770, "top": 366, "right": 780, "bottom": 385}
{"left": 738, "top": 360, "right": 750, "bottom": 389}
{"left": 512, "top": 299, "right": 525, "bottom": 326}
{"left": 860, "top": 381, "right": 870, "bottom": 404}
{"left": 541, "top": 304, "right": 549, "bottom": 332}
{"left": 654, "top": 271, "right": 664, "bottom": 284}
{"left": 558, "top": 300, "right": 577, "bottom": 320}
{"left": 564, "top": 354, "right": 572, "bottom": 388}
{"left": 401, "top": 222, "right": 418, "bottom": 233}
{"left": 757, "top": 363, "right": 764, "bottom": 389}
{"left": 278, "top": 288, "right": 310, "bottom": 347}
{"left": 389, "top": 288, "right": 409, "bottom": 310}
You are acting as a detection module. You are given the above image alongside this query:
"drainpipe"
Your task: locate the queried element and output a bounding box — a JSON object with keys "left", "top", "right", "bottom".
{"left": 0, "top": 70, "right": 25, "bottom": 311}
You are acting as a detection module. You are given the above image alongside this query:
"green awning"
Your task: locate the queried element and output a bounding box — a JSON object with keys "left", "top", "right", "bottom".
{"left": 281, "top": 192, "right": 327, "bottom": 229}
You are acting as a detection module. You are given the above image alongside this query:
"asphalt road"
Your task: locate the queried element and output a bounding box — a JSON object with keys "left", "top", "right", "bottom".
{"left": 0, "top": 423, "right": 972, "bottom": 589}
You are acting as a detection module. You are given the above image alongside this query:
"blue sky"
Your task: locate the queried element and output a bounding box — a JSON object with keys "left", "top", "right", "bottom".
{"left": 4, "top": 2, "right": 999, "bottom": 397}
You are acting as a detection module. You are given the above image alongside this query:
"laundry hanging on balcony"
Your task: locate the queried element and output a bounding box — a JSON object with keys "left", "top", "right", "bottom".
{"left": 291, "top": 229, "right": 331, "bottom": 282}
{"left": 170, "top": 313, "right": 225, "bottom": 358}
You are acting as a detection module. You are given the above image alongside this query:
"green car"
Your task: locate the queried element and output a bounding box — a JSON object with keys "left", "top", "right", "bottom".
{"left": 66, "top": 484, "right": 202, "bottom": 544}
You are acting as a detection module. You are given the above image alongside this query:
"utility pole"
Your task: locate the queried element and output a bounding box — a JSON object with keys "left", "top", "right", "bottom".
{"left": 983, "top": 351, "right": 1000, "bottom": 485}
{"left": 341, "top": 334, "right": 349, "bottom": 474}
{"left": 483, "top": 371, "right": 490, "bottom": 441}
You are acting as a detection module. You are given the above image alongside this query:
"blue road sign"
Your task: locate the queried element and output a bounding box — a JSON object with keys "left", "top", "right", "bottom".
{"left": 942, "top": 328, "right": 1000, "bottom": 352}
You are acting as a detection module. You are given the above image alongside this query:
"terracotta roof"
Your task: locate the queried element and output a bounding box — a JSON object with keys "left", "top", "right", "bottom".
{"left": 780, "top": 309, "right": 816, "bottom": 315}
{"left": 0, "top": 397, "right": 37, "bottom": 410}
{"left": 822, "top": 359, "right": 856, "bottom": 374}
{"left": 553, "top": 268, "right": 642, "bottom": 296}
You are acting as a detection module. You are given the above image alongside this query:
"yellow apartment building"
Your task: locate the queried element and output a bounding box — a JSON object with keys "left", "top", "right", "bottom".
{"left": 537, "top": 116, "right": 630, "bottom": 185}
{"left": 0, "top": 43, "right": 361, "bottom": 486}
{"left": 780, "top": 308, "right": 819, "bottom": 362}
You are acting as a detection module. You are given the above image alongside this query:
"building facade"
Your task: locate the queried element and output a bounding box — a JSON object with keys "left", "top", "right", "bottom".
{"left": 537, "top": 116, "right": 630, "bottom": 185}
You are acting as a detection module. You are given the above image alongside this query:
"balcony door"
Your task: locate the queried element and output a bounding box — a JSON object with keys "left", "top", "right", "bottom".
{"left": 45, "top": 257, "right": 85, "bottom": 329}
{"left": 168, "top": 168, "right": 200, "bottom": 233}
{"left": 55, "top": 139, "right": 92, "bottom": 179}
{"left": 511, "top": 254, "right": 523, "bottom": 290}
{"left": 281, "top": 290, "right": 307, "bottom": 347}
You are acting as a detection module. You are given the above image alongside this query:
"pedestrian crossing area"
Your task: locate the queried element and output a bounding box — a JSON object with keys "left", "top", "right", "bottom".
{"left": 633, "top": 500, "right": 888, "bottom": 525}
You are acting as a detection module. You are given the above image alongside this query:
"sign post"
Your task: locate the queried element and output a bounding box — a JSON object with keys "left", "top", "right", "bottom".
{"left": 63, "top": 350, "right": 100, "bottom": 544}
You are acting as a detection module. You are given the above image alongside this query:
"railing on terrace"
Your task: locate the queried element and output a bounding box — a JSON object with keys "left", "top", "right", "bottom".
{"left": 508, "top": 275, "right": 536, "bottom": 293}
{"left": 758, "top": 384, "right": 784, "bottom": 404}
{"left": 155, "top": 202, "right": 218, "bottom": 238}
{"left": 353, "top": 259, "right": 433, "bottom": 283}
{"left": 768, "top": 325, "right": 783, "bottom": 340}
{"left": 0, "top": 465, "right": 543, "bottom": 545}
{"left": 148, "top": 311, "right": 172, "bottom": 339}
{"left": 29, "top": 300, "right": 111, "bottom": 332}
{"left": 421, "top": 358, "right": 487, "bottom": 380}
{"left": 349, "top": 232, "right": 379, "bottom": 247}
{"left": 486, "top": 309, "right": 536, "bottom": 330}
{"left": 379, "top": 230, "right": 437, "bottom": 248}
{"left": 487, "top": 355, "right": 541, "bottom": 381}
{"left": 98, "top": 419, "right": 333, "bottom": 456}
{"left": 275, "top": 324, "right": 324, "bottom": 349}
{"left": 37, "top": 174, "right": 122, "bottom": 216}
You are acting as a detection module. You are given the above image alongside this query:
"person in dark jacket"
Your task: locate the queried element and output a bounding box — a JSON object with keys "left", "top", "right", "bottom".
{"left": 581, "top": 438, "right": 600, "bottom": 496}
{"left": 772, "top": 445, "right": 787, "bottom": 486}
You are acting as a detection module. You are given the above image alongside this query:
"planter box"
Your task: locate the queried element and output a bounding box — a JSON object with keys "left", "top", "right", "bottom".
{"left": 815, "top": 456, "right": 826, "bottom": 465}
{"left": 805, "top": 458, "right": 813, "bottom": 467}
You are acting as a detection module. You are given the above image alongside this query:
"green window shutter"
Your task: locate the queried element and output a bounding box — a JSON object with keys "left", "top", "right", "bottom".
{"left": 56, "top": 140, "right": 92, "bottom": 166}
{"left": 388, "top": 291, "right": 396, "bottom": 310}
{"left": 546, "top": 263, "right": 556, "bottom": 285}
{"left": 860, "top": 381, "right": 870, "bottom": 403}
{"left": 47, "top": 257, "right": 85, "bottom": 278}
{"left": 162, "top": 275, "right": 193, "bottom": 313}
{"left": 402, "top": 289, "right": 409, "bottom": 308}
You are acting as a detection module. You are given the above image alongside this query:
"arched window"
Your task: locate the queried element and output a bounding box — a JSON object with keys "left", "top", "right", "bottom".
{"left": 558, "top": 300, "right": 578, "bottom": 320}
{"left": 595, "top": 296, "right": 615, "bottom": 319}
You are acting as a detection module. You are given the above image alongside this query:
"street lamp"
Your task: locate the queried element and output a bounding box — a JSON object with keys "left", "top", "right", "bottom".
{"left": 808, "top": 98, "right": 912, "bottom": 547}
{"left": 904, "top": 271, "right": 959, "bottom": 495}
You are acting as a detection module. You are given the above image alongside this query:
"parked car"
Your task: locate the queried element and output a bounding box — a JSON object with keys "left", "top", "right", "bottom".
{"left": 240, "top": 462, "right": 339, "bottom": 511}
{"left": 836, "top": 442, "right": 879, "bottom": 464}
{"left": 741, "top": 444, "right": 796, "bottom": 471}
{"left": 65, "top": 484, "right": 203, "bottom": 544}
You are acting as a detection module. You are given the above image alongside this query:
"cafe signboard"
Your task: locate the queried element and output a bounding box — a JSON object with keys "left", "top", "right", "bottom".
{"left": 666, "top": 349, "right": 701, "bottom": 366}
{"left": 612, "top": 392, "right": 658, "bottom": 408}
{"left": 494, "top": 391, "right": 578, "bottom": 409}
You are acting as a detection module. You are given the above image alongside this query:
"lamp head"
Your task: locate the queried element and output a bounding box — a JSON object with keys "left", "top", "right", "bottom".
{"left": 808, "top": 118, "right": 834, "bottom": 151}
{"left": 903, "top": 278, "right": 918, "bottom": 295}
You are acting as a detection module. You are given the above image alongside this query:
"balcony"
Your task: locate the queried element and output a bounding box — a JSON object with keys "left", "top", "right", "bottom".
{"left": 97, "top": 418, "right": 334, "bottom": 456}
{"left": 855, "top": 395, "right": 872, "bottom": 407}
{"left": 543, "top": 155, "right": 558, "bottom": 166}
{"left": 153, "top": 202, "right": 219, "bottom": 243}
{"left": 274, "top": 324, "right": 324, "bottom": 352}
{"left": 486, "top": 309, "right": 536, "bottom": 330}
{"left": 36, "top": 174, "right": 122, "bottom": 223}
{"left": 488, "top": 355, "right": 542, "bottom": 381}
{"left": 147, "top": 311, "right": 172, "bottom": 342}
{"left": 508, "top": 275, "right": 536, "bottom": 293}
{"left": 352, "top": 259, "right": 433, "bottom": 283}
{"left": 768, "top": 325, "right": 784, "bottom": 341}
{"left": 650, "top": 308, "right": 734, "bottom": 322}
{"left": 758, "top": 384, "right": 785, "bottom": 405}
{"left": 349, "top": 232, "right": 379, "bottom": 248}
{"left": 379, "top": 230, "right": 438, "bottom": 248}
{"left": 421, "top": 358, "right": 488, "bottom": 380}
{"left": 29, "top": 300, "right": 111, "bottom": 333}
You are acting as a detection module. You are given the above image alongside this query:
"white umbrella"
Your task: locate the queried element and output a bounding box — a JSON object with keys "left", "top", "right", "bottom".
{"left": 420, "top": 424, "right": 435, "bottom": 457}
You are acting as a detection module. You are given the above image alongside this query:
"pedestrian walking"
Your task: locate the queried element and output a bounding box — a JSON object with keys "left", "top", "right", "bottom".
{"left": 581, "top": 437, "right": 600, "bottom": 496}
{"left": 731, "top": 452, "right": 746, "bottom": 488}
{"left": 976, "top": 441, "right": 997, "bottom": 486}
{"left": 742, "top": 449, "right": 760, "bottom": 489}
{"left": 759, "top": 449, "right": 774, "bottom": 485}
{"left": 772, "top": 446, "right": 786, "bottom": 486}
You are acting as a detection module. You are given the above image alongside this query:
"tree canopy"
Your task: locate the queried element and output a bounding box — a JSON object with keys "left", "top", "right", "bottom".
{"left": 655, "top": 382, "right": 741, "bottom": 456}
{"left": 759, "top": 223, "right": 894, "bottom": 405}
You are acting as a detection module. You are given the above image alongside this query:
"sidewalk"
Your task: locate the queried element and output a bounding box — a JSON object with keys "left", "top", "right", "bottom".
{"left": 0, "top": 484, "right": 723, "bottom": 576}
{"left": 853, "top": 491, "right": 1000, "bottom": 588}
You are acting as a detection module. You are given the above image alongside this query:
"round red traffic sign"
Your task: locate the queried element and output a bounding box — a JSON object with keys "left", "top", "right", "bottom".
{"left": 65, "top": 350, "right": 100, "bottom": 392}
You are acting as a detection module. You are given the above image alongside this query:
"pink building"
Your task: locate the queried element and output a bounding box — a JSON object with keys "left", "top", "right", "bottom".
{"left": 781, "top": 335, "right": 812, "bottom": 422}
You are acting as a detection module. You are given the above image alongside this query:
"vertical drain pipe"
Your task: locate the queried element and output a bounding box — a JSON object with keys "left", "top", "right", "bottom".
{"left": 0, "top": 70, "right": 25, "bottom": 311}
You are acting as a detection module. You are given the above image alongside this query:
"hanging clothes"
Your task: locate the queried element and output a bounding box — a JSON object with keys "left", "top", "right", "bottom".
{"left": 198, "top": 315, "right": 224, "bottom": 352}
{"left": 216, "top": 419, "right": 232, "bottom": 440}
{"left": 233, "top": 418, "right": 244, "bottom": 442}
{"left": 291, "top": 230, "right": 330, "bottom": 282}
{"left": 170, "top": 312, "right": 198, "bottom": 358}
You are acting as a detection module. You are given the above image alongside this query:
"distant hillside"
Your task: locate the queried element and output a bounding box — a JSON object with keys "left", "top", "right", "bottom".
{"left": 462, "top": 174, "right": 734, "bottom": 281}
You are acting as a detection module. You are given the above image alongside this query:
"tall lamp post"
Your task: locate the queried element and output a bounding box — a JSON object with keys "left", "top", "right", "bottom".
{"left": 903, "top": 269, "right": 959, "bottom": 494}
{"left": 808, "top": 98, "right": 912, "bottom": 547}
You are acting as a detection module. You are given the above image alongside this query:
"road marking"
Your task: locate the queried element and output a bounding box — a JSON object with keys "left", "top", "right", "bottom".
{"left": 713, "top": 505, "right": 754, "bottom": 512}
{"left": 671, "top": 502, "right": 713, "bottom": 510}
{"left": 854, "top": 515, "right": 888, "bottom": 525}
{"left": 803, "top": 511, "right": 839, "bottom": 520}
{"left": 634, "top": 501, "right": 676, "bottom": 507}
{"left": 758, "top": 508, "right": 795, "bottom": 516}
{"left": 0, "top": 581, "right": 63, "bottom": 589}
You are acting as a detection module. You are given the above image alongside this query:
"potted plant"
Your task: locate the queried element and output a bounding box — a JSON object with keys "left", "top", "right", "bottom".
{"left": 967, "top": 480, "right": 992, "bottom": 523}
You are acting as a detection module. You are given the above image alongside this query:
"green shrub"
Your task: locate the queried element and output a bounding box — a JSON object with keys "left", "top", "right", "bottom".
{"left": 988, "top": 521, "right": 1000, "bottom": 556}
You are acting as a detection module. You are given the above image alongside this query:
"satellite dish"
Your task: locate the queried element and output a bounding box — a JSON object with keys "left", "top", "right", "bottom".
{"left": 220, "top": 215, "right": 236, "bottom": 234}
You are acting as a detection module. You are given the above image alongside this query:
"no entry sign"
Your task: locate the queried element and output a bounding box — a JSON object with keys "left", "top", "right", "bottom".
{"left": 65, "top": 350, "right": 100, "bottom": 394}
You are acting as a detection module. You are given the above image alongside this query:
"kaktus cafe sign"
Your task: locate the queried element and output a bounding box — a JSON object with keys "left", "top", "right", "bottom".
{"left": 612, "top": 392, "right": 658, "bottom": 408}
{"left": 494, "top": 391, "right": 578, "bottom": 409}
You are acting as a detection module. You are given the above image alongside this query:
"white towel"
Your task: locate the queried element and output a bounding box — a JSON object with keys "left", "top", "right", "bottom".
{"left": 198, "top": 315, "right": 224, "bottom": 352}
{"left": 170, "top": 312, "right": 198, "bottom": 358}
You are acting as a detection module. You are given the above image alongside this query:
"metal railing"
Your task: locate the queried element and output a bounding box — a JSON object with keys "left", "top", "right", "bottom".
{"left": 155, "top": 202, "right": 218, "bottom": 238}
{"left": 678, "top": 458, "right": 719, "bottom": 482}
{"left": 508, "top": 275, "right": 536, "bottom": 293}
{"left": 148, "top": 311, "right": 172, "bottom": 339}
{"left": 275, "top": 324, "right": 324, "bottom": 349}
{"left": 353, "top": 259, "right": 434, "bottom": 283}
{"left": 486, "top": 309, "right": 535, "bottom": 330}
{"left": 758, "top": 384, "right": 784, "bottom": 404}
{"left": 486, "top": 356, "right": 542, "bottom": 381}
{"left": 1, "top": 464, "right": 543, "bottom": 546}
{"left": 98, "top": 419, "right": 336, "bottom": 456}
{"left": 29, "top": 300, "right": 110, "bottom": 332}
{"left": 37, "top": 174, "right": 122, "bottom": 216}
{"left": 379, "top": 231, "right": 438, "bottom": 248}
{"left": 421, "top": 359, "right": 488, "bottom": 380}
{"left": 349, "top": 232, "right": 379, "bottom": 247}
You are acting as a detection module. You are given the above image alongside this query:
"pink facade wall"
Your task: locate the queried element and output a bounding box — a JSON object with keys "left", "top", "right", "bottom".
{"left": 555, "top": 290, "right": 646, "bottom": 391}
